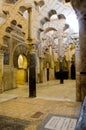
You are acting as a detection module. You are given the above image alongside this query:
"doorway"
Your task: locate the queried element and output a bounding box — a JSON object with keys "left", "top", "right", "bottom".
{"left": 47, "top": 68, "right": 49, "bottom": 81}
{"left": 17, "top": 54, "right": 28, "bottom": 84}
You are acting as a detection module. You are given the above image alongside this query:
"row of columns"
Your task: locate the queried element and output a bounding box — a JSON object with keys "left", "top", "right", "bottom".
{"left": 2, "top": 1, "right": 86, "bottom": 102}
{"left": 19, "top": 1, "right": 86, "bottom": 101}
{"left": 58, "top": 31, "right": 64, "bottom": 84}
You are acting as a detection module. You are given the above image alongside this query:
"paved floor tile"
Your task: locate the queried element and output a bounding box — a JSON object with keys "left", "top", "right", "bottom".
{"left": 0, "top": 80, "right": 81, "bottom": 129}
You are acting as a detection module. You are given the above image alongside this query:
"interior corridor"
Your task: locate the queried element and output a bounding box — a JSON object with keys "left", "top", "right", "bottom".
{"left": 2, "top": 79, "right": 76, "bottom": 102}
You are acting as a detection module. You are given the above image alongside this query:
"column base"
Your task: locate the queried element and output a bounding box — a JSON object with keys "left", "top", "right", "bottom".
{"left": 80, "top": 74, "right": 86, "bottom": 101}
{"left": 0, "top": 88, "right": 2, "bottom": 93}
{"left": 29, "top": 90, "right": 36, "bottom": 98}
{"left": 29, "top": 53, "right": 36, "bottom": 98}
{"left": 60, "top": 79, "right": 64, "bottom": 84}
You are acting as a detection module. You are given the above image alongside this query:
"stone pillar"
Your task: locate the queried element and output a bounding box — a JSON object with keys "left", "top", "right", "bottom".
{"left": 59, "top": 59, "right": 64, "bottom": 84}
{"left": 0, "top": 51, "right": 3, "bottom": 93}
{"left": 40, "top": 58, "right": 44, "bottom": 83}
{"left": 71, "top": 0, "right": 86, "bottom": 101}
{"left": 29, "top": 51, "right": 36, "bottom": 97}
{"left": 75, "top": 42, "right": 81, "bottom": 101}
{"left": 58, "top": 35, "right": 64, "bottom": 84}
{"left": 67, "top": 47, "right": 71, "bottom": 79}
{"left": 27, "top": 7, "right": 32, "bottom": 40}
{"left": 49, "top": 45, "right": 54, "bottom": 80}
{"left": 27, "top": 7, "right": 36, "bottom": 97}
{"left": 36, "top": 56, "right": 40, "bottom": 83}
{"left": 79, "top": 16, "right": 86, "bottom": 101}
{"left": 68, "top": 60, "right": 71, "bottom": 79}
{"left": 3, "top": 37, "right": 17, "bottom": 91}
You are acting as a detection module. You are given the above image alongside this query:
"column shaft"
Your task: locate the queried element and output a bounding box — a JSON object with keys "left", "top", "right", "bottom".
{"left": 29, "top": 53, "right": 36, "bottom": 97}
{"left": 70, "top": 0, "right": 86, "bottom": 101}
{"left": 79, "top": 18, "right": 86, "bottom": 101}
{"left": 0, "top": 52, "right": 3, "bottom": 93}
{"left": 75, "top": 48, "right": 81, "bottom": 101}
{"left": 40, "top": 58, "right": 44, "bottom": 83}
{"left": 27, "top": 8, "right": 32, "bottom": 40}
{"left": 58, "top": 36, "right": 64, "bottom": 84}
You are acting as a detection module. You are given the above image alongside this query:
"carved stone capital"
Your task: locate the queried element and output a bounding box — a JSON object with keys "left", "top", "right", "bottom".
{"left": 27, "top": 39, "right": 36, "bottom": 53}
{"left": 0, "top": 44, "right": 8, "bottom": 53}
{"left": 27, "top": 7, "right": 32, "bottom": 13}
{"left": 75, "top": 40, "right": 80, "bottom": 51}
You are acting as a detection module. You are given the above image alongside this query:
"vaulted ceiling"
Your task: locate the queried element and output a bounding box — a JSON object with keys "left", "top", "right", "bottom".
{"left": 0, "top": 0, "right": 78, "bottom": 44}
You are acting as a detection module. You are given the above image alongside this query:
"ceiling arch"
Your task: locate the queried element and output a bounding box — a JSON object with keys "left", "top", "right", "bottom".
{"left": 48, "top": 9, "right": 57, "bottom": 18}
{"left": 40, "top": 17, "right": 50, "bottom": 25}
{"left": 17, "top": 24, "right": 22, "bottom": 29}
{"left": 5, "top": 26, "right": 13, "bottom": 33}
{"left": 19, "top": 6, "right": 27, "bottom": 13}
{"left": 58, "top": 14, "right": 66, "bottom": 19}
{"left": 43, "top": 20, "right": 61, "bottom": 31}
{"left": 38, "top": 0, "right": 45, "bottom": 7}
{"left": 44, "top": 27, "right": 57, "bottom": 34}
{"left": 10, "top": 20, "right": 17, "bottom": 26}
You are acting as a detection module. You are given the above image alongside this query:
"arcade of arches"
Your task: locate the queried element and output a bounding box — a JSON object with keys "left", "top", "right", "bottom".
{"left": 0, "top": 0, "right": 86, "bottom": 102}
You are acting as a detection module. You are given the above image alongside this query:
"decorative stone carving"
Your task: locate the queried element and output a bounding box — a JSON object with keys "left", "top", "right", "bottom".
{"left": 0, "top": 44, "right": 8, "bottom": 53}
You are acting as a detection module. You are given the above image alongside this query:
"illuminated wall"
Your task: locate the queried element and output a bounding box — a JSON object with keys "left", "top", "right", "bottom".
{"left": 17, "top": 54, "right": 28, "bottom": 85}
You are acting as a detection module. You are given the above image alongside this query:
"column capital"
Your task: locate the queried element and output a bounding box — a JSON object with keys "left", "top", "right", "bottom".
{"left": 27, "top": 39, "right": 36, "bottom": 53}
{"left": 27, "top": 7, "right": 32, "bottom": 13}
{"left": 74, "top": 39, "right": 80, "bottom": 51}
{"left": 0, "top": 44, "right": 8, "bottom": 53}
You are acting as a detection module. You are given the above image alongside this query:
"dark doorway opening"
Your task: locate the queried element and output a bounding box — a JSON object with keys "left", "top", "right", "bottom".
{"left": 71, "top": 63, "right": 76, "bottom": 79}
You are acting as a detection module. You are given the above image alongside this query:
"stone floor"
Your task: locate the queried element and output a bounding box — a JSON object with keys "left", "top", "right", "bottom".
{"left": 0, "top": 80, "right": 81, "bottom": 130}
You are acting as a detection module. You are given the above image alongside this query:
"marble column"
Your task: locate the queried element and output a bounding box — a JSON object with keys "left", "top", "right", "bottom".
{"left": 59, "top": 61, "right": 64, "bottom": 84}
{"left": 49, "top": 46, "right": 54, "bottom": 80}
{"left": 40, "top": 58, "right": 44, "bottom": 83}
{"left": 58, "top": 36, "right": 64, "bottom": 84}
{"left": 68, "top": 60, "right": 71, "bottom": 79}
{"left": 75, "top": 42, "right": 81, "bottom": 101}
{"left": 0, "top": 51, "right": 3, "bottom": 93}
{"left": 36, "top": 56, "right": 40, "bottom": 83}
{"left": 27, "top": 7, "right": 32, "bottom": 41}
{"left": 29, "top": 51, "right": 36, "bottom": 97}
{"left": 27, "top": 7, "right": 36, "bottom": 97}
{"left": 71, "top": 0, "right": 86, "bottom": 101}
{"left": 79, "top": 16, "right": 86, "bottom": 101}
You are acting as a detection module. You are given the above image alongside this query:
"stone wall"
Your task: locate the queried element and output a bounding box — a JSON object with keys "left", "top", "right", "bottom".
{"left": 3, "top": 65, "right": 17, "bottom": 91}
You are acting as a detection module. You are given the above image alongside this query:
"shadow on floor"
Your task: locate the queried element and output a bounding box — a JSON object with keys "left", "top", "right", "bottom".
{"left": 0, "top": 115, "right": 30, "bottom": 130}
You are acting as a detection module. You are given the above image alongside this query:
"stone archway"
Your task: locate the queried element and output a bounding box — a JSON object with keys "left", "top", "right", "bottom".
{"left": 13, "top": 44, "right": 29, "bottom": 84}
{"left": 13, "top": 44, "right": 29, "bottom": 68}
